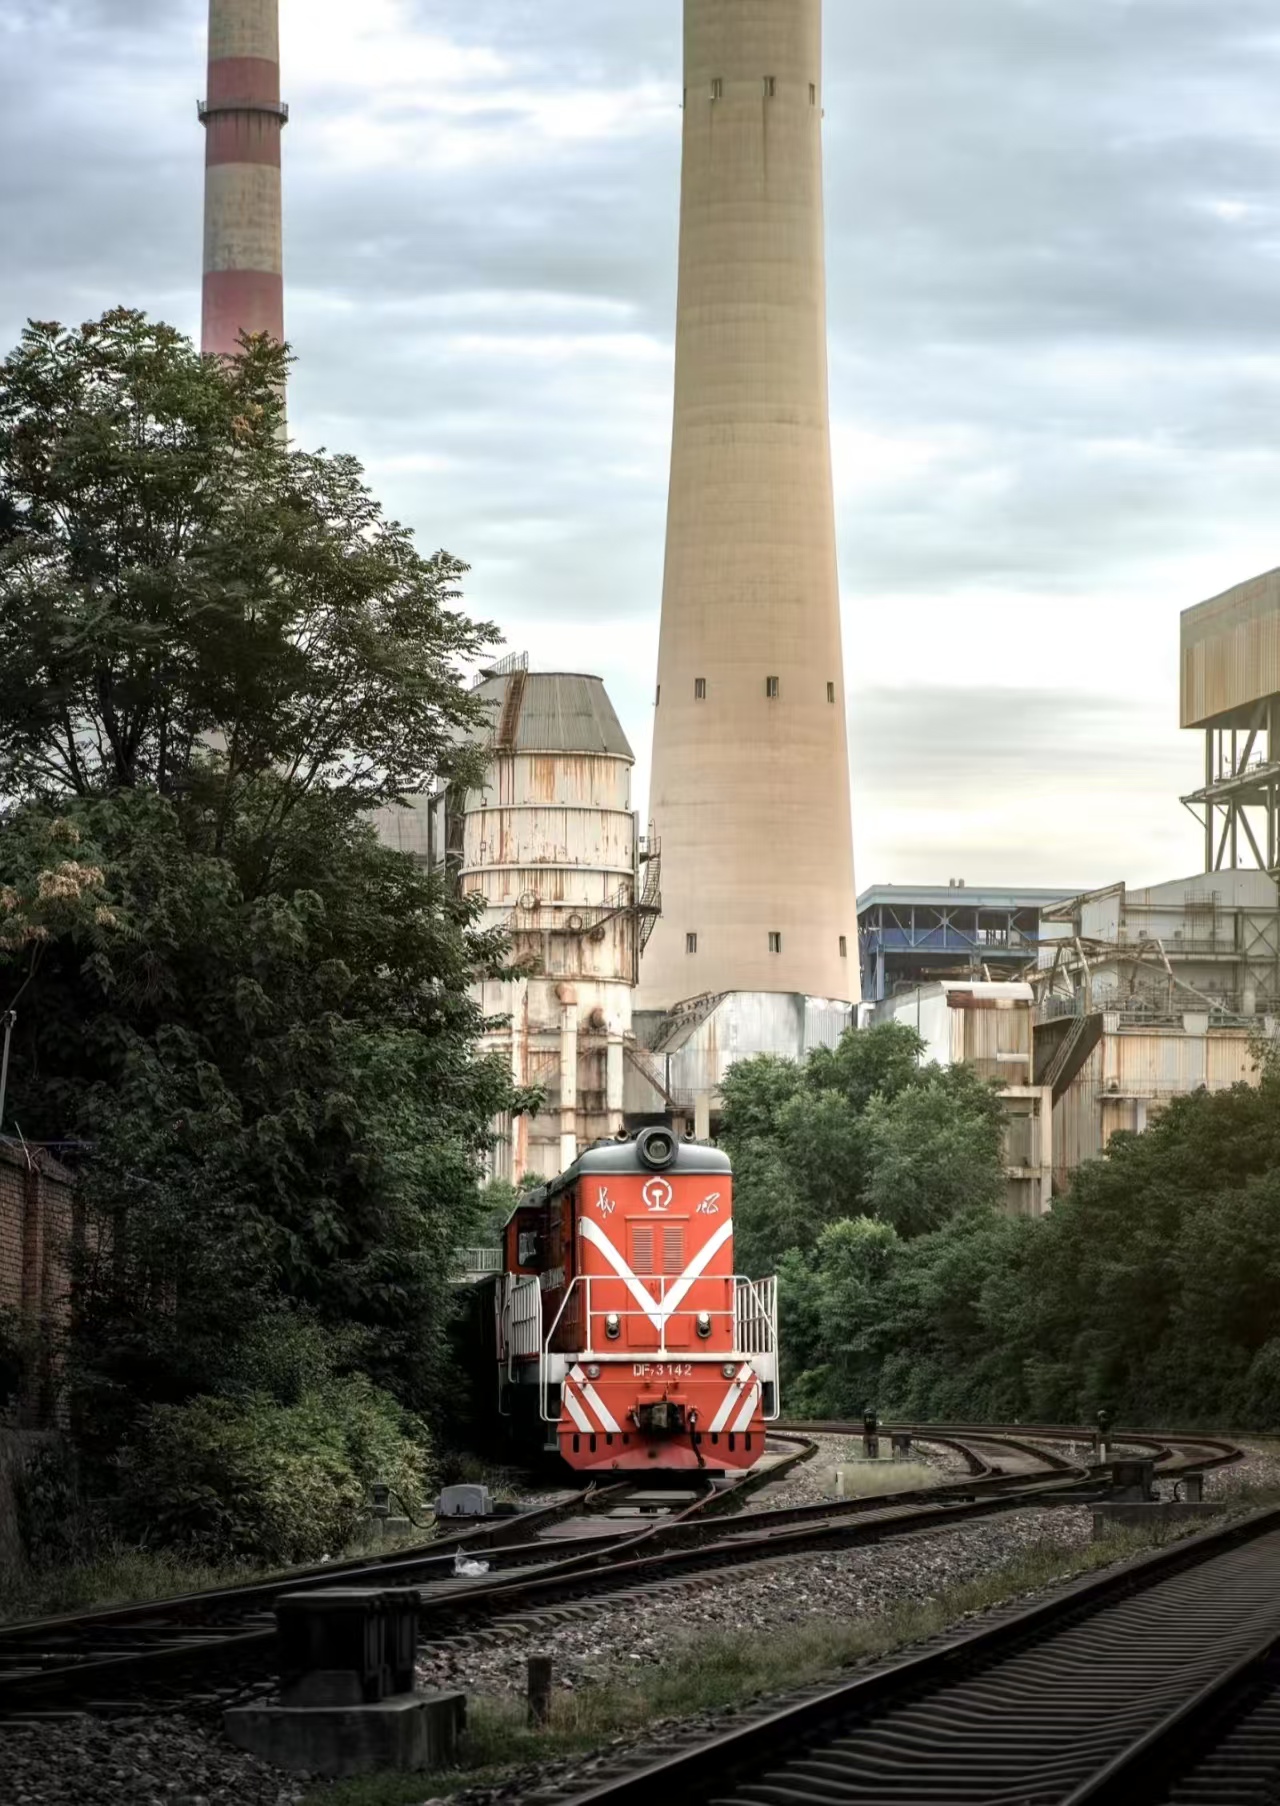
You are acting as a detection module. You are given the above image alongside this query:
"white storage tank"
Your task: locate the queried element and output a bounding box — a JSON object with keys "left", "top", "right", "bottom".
{"left": 460, "top": 664, "right": 659, "bottom": 1180}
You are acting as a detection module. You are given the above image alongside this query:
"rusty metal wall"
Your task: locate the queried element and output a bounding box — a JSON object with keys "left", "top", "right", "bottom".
{"left": 1181, "top": 567, "right": 1280, "bottom": 728}
{"left": 1052, "top": 1025, "right": 1261, "bottom": 1187}
{"left": 877, "top": 983, "right": 1034, "bottom": 1084}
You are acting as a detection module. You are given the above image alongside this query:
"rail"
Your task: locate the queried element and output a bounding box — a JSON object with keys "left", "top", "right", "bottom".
{"left": 0, "top": 1426, "right": 1236, "bottom": 1723}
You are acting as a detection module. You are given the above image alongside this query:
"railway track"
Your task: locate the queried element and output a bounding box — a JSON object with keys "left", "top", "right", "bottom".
{"left": 563, "top": 1489, "right": 1280, "bottom": 1806}
{"left": 0, "top": 1434, "right": 813, "bottom": 1718}
{"left": 0, "top": 1424, "right": 1233, "bottom": 1723}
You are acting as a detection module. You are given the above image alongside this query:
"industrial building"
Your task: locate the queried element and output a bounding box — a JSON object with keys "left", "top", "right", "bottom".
{"left": 634, "top": 0, "right": 859, "bottom": 1125}
{"left": 1031, "top": 873, "right": 1278, "bottom": 1188}
{"left": 375, "top": 661, "right": 663, "bottom": 1181}
{"left": 875, "top": 982, "right": 1053, "bottom": 1217}
{"left": 1181, "top": 567, "right": 1280, "bottom": 877}
{"left": 858, "top": 884, "right": 1081, "bottom": 1004}
{"left": 200, "top": 0, "right": 286, "bottom": 359}
{"left": 1023, "top": 562, "right": 1280, "bottom": 1185}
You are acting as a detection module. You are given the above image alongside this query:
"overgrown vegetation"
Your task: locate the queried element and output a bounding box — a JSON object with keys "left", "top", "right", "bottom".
{"left": 0, "top": 311, "right": 533, "bottom": 1564}
{"left": 722, "top": 1022, "right": 1280, "bottom": 1428}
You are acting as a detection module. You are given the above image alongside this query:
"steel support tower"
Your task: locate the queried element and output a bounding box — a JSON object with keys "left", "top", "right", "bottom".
{"left": 1181, "top": 568, "right": 1280, "bottom": 876}
{"left": 638, "top": 0, "right": 858, "bottom": 1012}
{"left": 200, "top": 0, "right": 287, "bottom": 358}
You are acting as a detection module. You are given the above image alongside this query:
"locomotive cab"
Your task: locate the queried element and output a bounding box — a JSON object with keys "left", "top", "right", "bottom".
{"left": 495, "top": 1130, "right": 778, "bottom": 1474}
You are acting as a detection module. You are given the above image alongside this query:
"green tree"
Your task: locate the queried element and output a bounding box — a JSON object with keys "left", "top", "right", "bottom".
{"left": 0, "top": 312, "right": 531, "bottom": 1495}
{"left": 0, "top": 312, "right": 493, "bottom": 856}
{"left": 861, "top": 1066, "right": 1006, "bottom": 1238}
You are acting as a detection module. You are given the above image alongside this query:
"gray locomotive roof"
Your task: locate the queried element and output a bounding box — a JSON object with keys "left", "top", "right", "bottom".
{"left": 511, "top": 1139, "right": 731, "bottom": 1216}
{"left": 574, "top": 1140, "right": 731, "bottom": 1177}
{"left": 471, "top": 671, "right": 633, "bottom": 760}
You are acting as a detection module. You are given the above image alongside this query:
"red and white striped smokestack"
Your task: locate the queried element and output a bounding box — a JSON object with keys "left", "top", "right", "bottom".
{"left": 200, "top": 0, "right": 286, "bottom": 358}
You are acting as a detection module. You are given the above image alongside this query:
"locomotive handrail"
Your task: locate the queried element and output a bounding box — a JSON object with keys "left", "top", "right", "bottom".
{"left": 538, "top": 1274, "right": 779, "bottom": 1425}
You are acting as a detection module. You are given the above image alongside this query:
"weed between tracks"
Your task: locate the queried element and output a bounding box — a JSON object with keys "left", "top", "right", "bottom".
{"left": 304, "top": 1521, "right": 1212, "bottom": 1805}
{"left": 0, "top": 1527, "right": 431, "bottom": 1627}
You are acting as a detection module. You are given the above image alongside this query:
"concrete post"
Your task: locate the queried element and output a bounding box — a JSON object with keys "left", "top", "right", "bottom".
{"left": 201, "top": 0, "right": 286, "bottom": 358}
{"left": 694, "top": 1090, "right": 712, "bottom": 1142}
{"left": 558, "top": 994, "right": 579, "bottom": 1173}
{"left": 606, "top": 1031, "right": 625, "bottom": 1130}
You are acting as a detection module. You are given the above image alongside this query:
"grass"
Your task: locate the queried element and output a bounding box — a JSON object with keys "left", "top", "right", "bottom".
{"left": 303, "top": 1519, "right": 1219, "bottom": 1805}
{"left": 0, "top": 1523, "right": 433, "bottom": 1628}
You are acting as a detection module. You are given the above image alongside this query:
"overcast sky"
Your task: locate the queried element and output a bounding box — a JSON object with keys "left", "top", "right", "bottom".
{"left": 5, "top": 0, "right": 1280, "bottom": 892}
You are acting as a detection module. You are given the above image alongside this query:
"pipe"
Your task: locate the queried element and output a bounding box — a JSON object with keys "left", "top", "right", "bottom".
{"left": 606, "top": 1031, "right": 624, "bottom": 1129}
{"left": 0, "top": 1011, "right": 14, "bottom": 1135}
{"left": 558, "top": 989, "right": 579, "bottom": 1172}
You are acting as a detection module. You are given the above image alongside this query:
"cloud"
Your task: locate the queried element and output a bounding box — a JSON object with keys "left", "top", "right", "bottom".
{"left": 2, "top": 0, "right": 1276, "bottom": 893}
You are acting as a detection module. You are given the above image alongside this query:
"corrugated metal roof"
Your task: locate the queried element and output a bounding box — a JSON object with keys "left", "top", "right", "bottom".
{"left": 472, "top": 672, "right": 633, "bottom": 760}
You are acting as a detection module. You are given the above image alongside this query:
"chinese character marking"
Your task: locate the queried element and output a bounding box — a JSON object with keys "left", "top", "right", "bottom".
{"left": 593, "top": 1186, "right": 616, "bottom": 1217}
{"left": 696, "top": 1192, "right": 722, "bottom": 1216}
{"left": 642, "top": 1178, "right": 674, "bottom": 1214}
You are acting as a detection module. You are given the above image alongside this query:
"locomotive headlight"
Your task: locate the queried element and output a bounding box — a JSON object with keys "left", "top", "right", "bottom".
{"left": 722, "top": 1362, "right": 738, "bottom": 1379}
{"left": 696, "top": 1312, "right": 712, "bottom": 1339}
{"left": 605, "top": 1313, "right": 622, "bottom": 1340}
{"left": 586, "top": 1363, "right": 602, "bottom": 1381}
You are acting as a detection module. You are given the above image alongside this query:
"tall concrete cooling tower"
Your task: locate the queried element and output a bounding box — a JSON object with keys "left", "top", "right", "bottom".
{"left": 200, "top": 0, "right": 287, "bottom": 358}
{"left": 638, "top": 0, "right": 858, "bottom": 1016}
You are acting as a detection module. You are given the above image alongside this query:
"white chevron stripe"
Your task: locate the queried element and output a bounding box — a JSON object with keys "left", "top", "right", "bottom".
{"left": 578, "top": 1216, "right": 736, "bottom": 1330}
{"left": 661, "top": 1218, "right": 736, "bottom": 1317}
{"left": 578, "top": 1218, "right": 663, "bottom": 1327}
{"left": 709, "top": 1363, "right": 754, "bottom": 1433}
{"left": 732, "top": 1380, "right": 761, "bottom": 1434}
{"left": 562, "top": 1383, "right": 593, "bottom": 1433}
{"left": 571, "top": 1365, "right": 621, "bottom": 1434}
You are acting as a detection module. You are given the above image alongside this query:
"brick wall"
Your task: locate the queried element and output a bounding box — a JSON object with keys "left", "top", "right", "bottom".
{"left": 0, "top": 1144, "right": 77, "bottom": 1426}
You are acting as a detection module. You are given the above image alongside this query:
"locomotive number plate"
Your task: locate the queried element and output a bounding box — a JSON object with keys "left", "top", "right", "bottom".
{"left": 633, "top": 1363, "right": 694, "bottom": 1377}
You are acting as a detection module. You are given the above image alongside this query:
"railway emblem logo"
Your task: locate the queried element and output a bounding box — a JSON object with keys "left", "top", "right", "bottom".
{"left": 642, "top": 1178, "right": 674, "bottom": 1214}
{"left": 593, "top": 1186, "right": 616, "bottom": 1217}
{"left": 697, "top": 1192, "right": 721, "bottom": 1215}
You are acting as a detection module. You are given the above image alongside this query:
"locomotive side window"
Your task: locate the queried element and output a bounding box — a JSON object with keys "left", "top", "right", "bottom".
{"left": 518, "top": 1229, "right": 538, "bottom": 1265}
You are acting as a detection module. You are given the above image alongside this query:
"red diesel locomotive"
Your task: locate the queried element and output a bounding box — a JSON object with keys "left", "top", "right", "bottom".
{"left": 493, "top": 1127, "right": 779, "bottom": 1473}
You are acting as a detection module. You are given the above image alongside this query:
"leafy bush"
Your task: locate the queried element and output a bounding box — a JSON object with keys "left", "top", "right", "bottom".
{"left": 115, "top": 1375, "right": 432, "bottom": 1566}
{"left": 13, "top": 1439, "right": 94, "bottom": 1572}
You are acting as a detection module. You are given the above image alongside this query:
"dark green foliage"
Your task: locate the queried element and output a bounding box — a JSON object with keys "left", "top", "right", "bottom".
{"left": 721, "top": 1023, "right": 1005, "bottom": 1276}
{"left": 0, "top": 310, "right": 534, "bottom": 1553}
{"left": 13, "top": 1440, "right": 90, "bottom": 1572}
{"left": 735, "top": 1018, "right": 1280, "bottom": 1429}
{"left": 116, "top": 1376, "right": 431, "bottom": 1566}
{"left": 0, "top": 311, "right": 494, "bottom": 813}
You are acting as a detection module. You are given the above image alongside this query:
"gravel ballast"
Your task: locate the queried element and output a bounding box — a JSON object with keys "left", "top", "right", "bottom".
{"left": 417, "top": 1504, "right": 1094, "bottom": 1699}
{"left": 0, "top": 1715, "right": 306, "bottom": 1806}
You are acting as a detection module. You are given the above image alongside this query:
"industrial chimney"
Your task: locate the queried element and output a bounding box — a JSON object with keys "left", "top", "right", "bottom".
{"left": 200, "top": 0, "right": 287, "bottom": 358}
{"left": 638, "top": 0, "right": 858, "bottom": 1017}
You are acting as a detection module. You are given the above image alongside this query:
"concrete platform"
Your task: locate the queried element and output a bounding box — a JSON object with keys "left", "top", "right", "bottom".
{"left": 1091, "top": 1501, "right": 1227, "bottom": 1540}
{"left": 224, "top": 1690, "right": 466, "bottom": 1778}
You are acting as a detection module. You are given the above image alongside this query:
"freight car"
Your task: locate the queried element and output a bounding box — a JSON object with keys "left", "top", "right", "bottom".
{"left": 489, "top": 1127, "right": 779, "bottom": 1474}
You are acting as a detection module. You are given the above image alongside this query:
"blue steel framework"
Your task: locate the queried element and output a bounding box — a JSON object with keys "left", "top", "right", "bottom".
{"left": 858, "top": 885, "right": 1080, "bottom": 1004}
